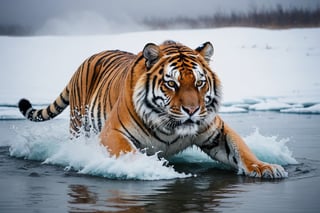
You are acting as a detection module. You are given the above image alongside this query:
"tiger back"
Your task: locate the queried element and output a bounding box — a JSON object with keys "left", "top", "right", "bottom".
{"left": 68, "top": 50, "right": 137, "bottom": 134}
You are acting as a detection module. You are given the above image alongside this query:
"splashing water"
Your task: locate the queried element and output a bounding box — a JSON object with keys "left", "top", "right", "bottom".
{"left": 244, "top": 128, "right": 298, "bottom": 165}
{"left": 8, "top": 122, "right": 297, "bottom": 180}
{"left": 9, "top": 122, "right": 191, "bottom": 180}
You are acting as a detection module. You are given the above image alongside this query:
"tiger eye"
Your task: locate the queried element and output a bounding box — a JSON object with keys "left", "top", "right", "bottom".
{"left": 196, "top": 80, "right": 204, "bottom": 87}
{"left": 167, "top": 80, "right": 176, "bottom": 88}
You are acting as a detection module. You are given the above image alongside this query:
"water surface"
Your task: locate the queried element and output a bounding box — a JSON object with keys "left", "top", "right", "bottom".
{"left": 0, "top": 112, "right": 319, "bottom": 212}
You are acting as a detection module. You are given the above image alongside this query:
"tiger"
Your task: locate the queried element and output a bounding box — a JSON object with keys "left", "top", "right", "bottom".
{"left": 18, "top": 40, "right": 287, "bottom": 178}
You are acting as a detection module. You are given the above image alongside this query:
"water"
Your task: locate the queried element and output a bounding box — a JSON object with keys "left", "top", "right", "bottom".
{"left": 0, "top": 112, "right": 320, "bottom": 212}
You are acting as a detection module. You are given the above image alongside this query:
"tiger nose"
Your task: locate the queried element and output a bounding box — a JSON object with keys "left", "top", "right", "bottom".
{"left": 182, "top": 105, "right": 200, "bottom": 116}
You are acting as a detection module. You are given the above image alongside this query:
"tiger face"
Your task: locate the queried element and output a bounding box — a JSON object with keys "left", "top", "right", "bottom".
{"left": 133, "top": 41, "right": 221, "bottom": 136}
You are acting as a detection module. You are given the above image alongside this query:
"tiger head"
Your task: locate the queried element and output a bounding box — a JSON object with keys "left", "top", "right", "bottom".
{"left": 133, "top": 41, "right": 222, "bottom": 136}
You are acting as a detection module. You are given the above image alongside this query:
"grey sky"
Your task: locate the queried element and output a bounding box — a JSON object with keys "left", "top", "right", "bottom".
{"left": 1, "top": 0, "right": 319, "bottom": 35}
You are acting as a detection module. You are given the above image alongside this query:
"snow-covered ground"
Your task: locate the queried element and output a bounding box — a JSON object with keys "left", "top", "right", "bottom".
{"left": 1, "top": 27, "right": 319, "bottom": 119}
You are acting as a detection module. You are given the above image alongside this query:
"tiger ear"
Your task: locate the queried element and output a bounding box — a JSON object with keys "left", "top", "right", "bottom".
{"left": 195, "top": 42, "right": 214, "bottom": 64}
{"left": 143, "top": 43, "right": 161, "bottom": 69}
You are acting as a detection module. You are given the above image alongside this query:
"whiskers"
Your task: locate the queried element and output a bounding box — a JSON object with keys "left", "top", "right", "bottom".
{"left": 138, "top": 103, "right": 215, "bottom": 136}
{"left": 147, "top": 112, "right": 206, "bottom": 136}
{"left": 149, "top": 113, "right": 181, "bottom": 132}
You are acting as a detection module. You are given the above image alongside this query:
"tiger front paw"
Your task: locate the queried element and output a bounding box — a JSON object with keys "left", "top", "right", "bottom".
{"left": 244, "top": 162, "right": 288, "bottom": 179}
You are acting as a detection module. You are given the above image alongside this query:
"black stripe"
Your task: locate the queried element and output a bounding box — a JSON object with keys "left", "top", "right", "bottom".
{"left": 93, "top": 55, "right": 121, "bottom": 111}
{"left": 146, "top": 75, "right": 167, "bottom": 113}
{"left": 60, "top": 93, "right": 69, "bottom": 105}
{"left": 36, "top": 110, "right": 44, "bottom": 121}
{"left": 212, "top": 73, "right": 220, "bottom": 101}
{"left": 152, "top": 76, "right": 161, "bottom": 106}
{"left": 90, "top": 109, "right": 98, "bottom": 132}
{"left": 86, "top": 53, "right": 106, "bottom": 94}
{"left": 114, "top": 129, "right": 141, "bottom": 150}
{"left": 168, "top": 55, "right": 180, "bottom": 63}
{"left": 158, "top": 68, "right": 164, "bottom": 75}
{"left": 145, "top": 73, "right": 150, "bottom": 95}
{"left": 117, "top": 109, "right": 141, "bottom": 149}
{"left": 125, "top": 98, "right": 150, "bottom": 137}
{"left": 168, "top": 136, "right": 180, "bottom": 145}
{"left": 208, "top": 77, "right": 213, "bottom": 96}
{"left": 199, "top": 132, "right": 220, "bottom": 150}
{"left": 101, "top": 52, "right": 118, "bottom": 68}
{"left": 27, "top": 109, "right": 36, "bottom": 120}
{"left": 132, "top": 54, "right": 144, "bottom": 68}
{"left": 233, "top": 156, "right": 238, "bottom": 165}
{"left": 225, "top": 140, "right": 231, "bottom": 157}
{"left": 91, "top": 94, "right": 100, "bottom": 119}
{"left": 103, "top": 108, "right": 107, "bottom": 124}
{"left": 97, "top": 103, "right": 102, "bottom": 131}
{"left": 211, "top": 99, "right": 219, "bottom": 112}
{"left": 144, "top": 74, "right": 161, "bottom": 112}
{"left": 46, "top": 106, "right": 55, "bottom": 117}
{"left": 152, "top": 132, "right": 180, "bottom": 145}
{"left": 70, "top": 121, "right": 78, "bottom": 135}
{"left": 144, "top": 100, "right": 163, "bottom": 114}
{"left": 170, "top": 62, "right": 177, "bottom": 67}
{"left": 73, "top": 74, "right": 81, "bottom": 109}
{"left": 54, "top": 101, "right": 63, "bottom": 113}
{"left": 191, "top": 61, "right": 197, "bottom": 67}
{"left": 105, "top": 66, "right": 119, "bottom": 110}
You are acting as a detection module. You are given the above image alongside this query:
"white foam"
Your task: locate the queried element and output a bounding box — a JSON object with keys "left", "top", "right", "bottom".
{"left": 7, "top": 123, "right": 297, "bottom": 179}
{"left": 8, "top": 122, "right": 191, "bottom": 180}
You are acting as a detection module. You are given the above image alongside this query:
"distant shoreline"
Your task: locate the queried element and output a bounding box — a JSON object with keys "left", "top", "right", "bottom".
{"left": 143, "top": 6, "right": 320, "bottom": 31}
{"left": 1, "top": 5, "right": 319, "bottom": 36}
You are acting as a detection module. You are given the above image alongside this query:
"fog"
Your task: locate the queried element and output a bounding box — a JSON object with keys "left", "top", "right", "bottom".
{"left": 1, "top": 0, "right": 319, "bottom": 35}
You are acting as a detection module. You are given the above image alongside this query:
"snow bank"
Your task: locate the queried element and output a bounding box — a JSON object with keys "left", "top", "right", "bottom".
{"left": 0, "top": 27, "right": 319, "bottom": 116}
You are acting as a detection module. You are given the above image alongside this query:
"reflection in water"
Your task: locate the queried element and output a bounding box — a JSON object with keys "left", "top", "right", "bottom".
{"left": 68, "top": 182, "right": 147, "bottom": 212}
{"left": 66, "top": 170, "right": 268, "bottom": 212}
{"left": 68, "top": 184, "right": 98, "bottom": 204}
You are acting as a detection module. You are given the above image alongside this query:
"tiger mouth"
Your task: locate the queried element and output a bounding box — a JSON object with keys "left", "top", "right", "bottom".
{"left": 183, "top": 119, "right": 198, "bottom": 125}
{"left": 176, "top": 119, "right": 201, "bottom": 127}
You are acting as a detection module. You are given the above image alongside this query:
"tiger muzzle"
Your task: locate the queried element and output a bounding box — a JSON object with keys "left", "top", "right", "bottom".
{"left": 181, "top": 105, "right": 200, "bottom": 116}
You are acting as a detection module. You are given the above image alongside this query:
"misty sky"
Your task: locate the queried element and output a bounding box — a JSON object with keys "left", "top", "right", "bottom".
{"left": 1, "top": 0, "right": 319, "bottom": 35}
